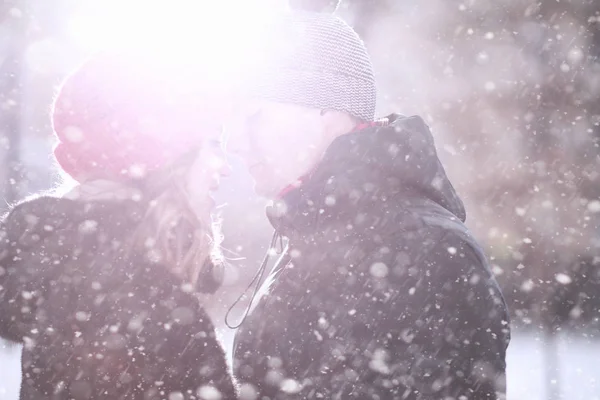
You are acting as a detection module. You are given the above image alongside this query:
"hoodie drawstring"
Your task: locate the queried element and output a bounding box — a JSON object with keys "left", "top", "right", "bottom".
{"left": 225, "top": 231, "right": 283, "bottom": 329}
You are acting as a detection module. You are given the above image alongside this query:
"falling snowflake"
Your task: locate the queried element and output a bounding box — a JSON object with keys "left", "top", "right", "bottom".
{"left": 78, "top": 220, "right": 98, "bottom": 234}
{"left": 370, "top": 262, "right": 389, "bottom": 278}
{"left": 555, "top": 273, "right": 572, "bottom": 285}
{"left": 280, "top": 379, "right": 302, "bottom": 394}
{"left": 587, "top": 200, "right": 600, "bottom": 213}
{"left": 196, "top": 385, "right": 222, "bottom": 400}
{"left": 520, "top": 279, "right": 535, "bottom": 292}
{"left": 63, "top": 125, "right": 84, "bottom": 143}
{"left": 238, "top": 384, "right": 259, "bottom": 400}
{"left": 168, "top": 392, "right": 185, "bottom": 400}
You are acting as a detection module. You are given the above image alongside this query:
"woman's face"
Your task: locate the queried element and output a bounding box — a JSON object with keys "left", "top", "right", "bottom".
{"left": 187, "top": 125, "right": 231, "bottom": 217}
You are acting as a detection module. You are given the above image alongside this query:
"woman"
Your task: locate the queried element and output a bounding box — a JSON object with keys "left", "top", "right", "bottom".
{"left": 0, "top": 51, "right": 237, "bottom": 399}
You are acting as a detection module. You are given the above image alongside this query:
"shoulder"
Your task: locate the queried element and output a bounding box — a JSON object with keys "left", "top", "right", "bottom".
{"left": 4, "top": 195, "right": 64, "bottom": 219}
{"left": 386, "top": 215, "right": 488, "bottom": 275}
{"left": 5, "top": 195, "right": 144, "bottom": 231}
{"left": 1, "top": 196, "right": 145, "bottom": 255}
{"left": 426, "top": 228, "right": 488, "bottom": 270}
{"left": 2, "top": 196, "right": 69, "bottom": 239}
{"left": 357, "top": 219, "right": 489, "bottom": 284}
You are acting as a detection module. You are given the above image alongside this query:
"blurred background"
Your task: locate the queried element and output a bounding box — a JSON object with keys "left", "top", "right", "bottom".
{"left": 0, "top": 0, "right": 599, "bottom": 399}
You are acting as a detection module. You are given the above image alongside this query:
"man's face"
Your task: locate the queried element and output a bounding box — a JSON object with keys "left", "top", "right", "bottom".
{"left": 226, "top": 101, "right": 328, "bottom": 198}
{"left": 187, "top": 123, "right": 231, "bottom": 215}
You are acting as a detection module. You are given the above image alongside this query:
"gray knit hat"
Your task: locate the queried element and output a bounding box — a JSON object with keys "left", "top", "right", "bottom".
{"left": 246, "top": 0, "right": 377, "bottom": 121}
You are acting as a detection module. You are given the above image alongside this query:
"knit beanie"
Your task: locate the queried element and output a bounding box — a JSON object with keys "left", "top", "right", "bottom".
{"left": 246, "top": 0, "right": 376, "bottom": 121}
{"left": 52, "top": 50, "right": 231, "bottom": 182}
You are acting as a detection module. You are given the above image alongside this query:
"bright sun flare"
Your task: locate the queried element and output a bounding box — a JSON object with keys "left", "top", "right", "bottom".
{"left": 67, "top": 0, "right": 288, "bottom": 62}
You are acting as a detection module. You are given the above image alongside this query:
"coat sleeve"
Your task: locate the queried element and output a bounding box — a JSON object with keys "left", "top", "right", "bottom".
{"left": 0, "top": 202, "right": 48, "bottom": 344}
{"left": 0, "top": 218, "right": 13, "bottom": 341}
{"left": 302, "top": 230, "right": 510, "bottom": 400}
{"left": 0, "top": 208, "right": 29, "bottom": 343}
{"left": 122, "top": 296, "right": 239, "bottom": 399}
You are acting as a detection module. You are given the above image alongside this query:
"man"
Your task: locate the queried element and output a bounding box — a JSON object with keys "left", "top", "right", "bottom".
{"left": 228, "top": 2, "right": 510, "bottom": 399}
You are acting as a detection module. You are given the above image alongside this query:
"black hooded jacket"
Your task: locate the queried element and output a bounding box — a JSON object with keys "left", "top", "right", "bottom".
{"left": 0, "top": 196, "right": 237, "bottom": 399}
{"left": 233, "top": 115, "right": 510, "bottom": 399}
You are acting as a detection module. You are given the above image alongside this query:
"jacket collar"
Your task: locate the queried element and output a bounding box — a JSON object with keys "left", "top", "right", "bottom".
{"left": 267, "top": 114, "right": 466, "bottom": 237}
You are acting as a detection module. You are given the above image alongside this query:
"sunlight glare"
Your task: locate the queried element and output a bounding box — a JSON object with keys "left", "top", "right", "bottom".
{"left": 67, "top": 0, "right": 285, "bottom": 68}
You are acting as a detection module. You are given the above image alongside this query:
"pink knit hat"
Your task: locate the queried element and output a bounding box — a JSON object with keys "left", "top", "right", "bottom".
{"left": 52, "top": 50, "right": 231, "bottom": 182}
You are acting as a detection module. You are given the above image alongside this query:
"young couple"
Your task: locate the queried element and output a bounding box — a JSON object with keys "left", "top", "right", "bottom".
{"left": 0, "top": 2, "right": 510, "bottom": 399}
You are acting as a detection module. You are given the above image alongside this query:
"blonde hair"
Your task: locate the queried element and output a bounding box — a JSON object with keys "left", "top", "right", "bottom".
{"left": 131, "top": 149, "right": 224, "bottom": 288}
{"left": 59, "top": 149, "right": 224, "bottom": 290}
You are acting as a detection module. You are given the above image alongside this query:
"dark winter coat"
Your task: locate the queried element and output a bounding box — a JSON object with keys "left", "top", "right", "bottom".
{"left": 0, "top": 196, "right": 237, "bottom": 400}
{"left": 233, "top": 115, "right": 511, "bottom": 399}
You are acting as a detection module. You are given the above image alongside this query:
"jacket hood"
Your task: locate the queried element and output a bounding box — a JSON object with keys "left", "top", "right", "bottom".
{"left": 268, "top": 115, "right": 466, "bottom": 234}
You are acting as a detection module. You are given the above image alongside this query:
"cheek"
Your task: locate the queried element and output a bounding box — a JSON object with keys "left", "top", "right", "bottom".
{"left": 205, "top": 152, "right": 227, "bottom": 173}
{"left": 289, "top": 131, "right": 323, "bottom": 163}
{"left": 187, "top": 159, "right": 208, "bottom": 197}
{"left": 197, "top": 147, "right": 226, "bottom": 173}
{"left": 187, "top": 154, "right": 214, "bottom": 190}
{"left": 252, "top": 130, "right": 286, "bottom": 163}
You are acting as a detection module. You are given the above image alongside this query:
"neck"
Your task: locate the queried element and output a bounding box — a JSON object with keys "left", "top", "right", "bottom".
{"left": 274, "top": 114, "right": 360, "bottom": 199}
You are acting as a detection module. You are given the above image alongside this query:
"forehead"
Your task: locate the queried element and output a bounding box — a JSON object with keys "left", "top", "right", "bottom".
{"left": 236, "top": 99, "right": 315, "bottom": 118}
{"left": 235, "top": 99, "right": 271, "bottom": 114}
